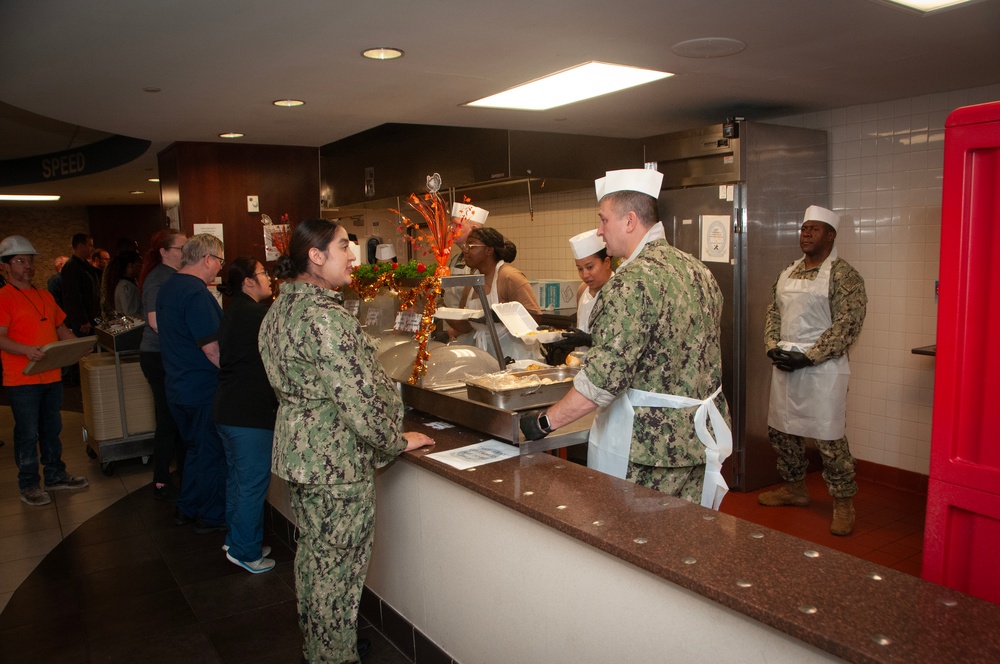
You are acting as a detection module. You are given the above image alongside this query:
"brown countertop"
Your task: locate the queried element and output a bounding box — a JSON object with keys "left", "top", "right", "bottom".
{"left": 401, "top": 409, "right": 1000, "bottom": 664}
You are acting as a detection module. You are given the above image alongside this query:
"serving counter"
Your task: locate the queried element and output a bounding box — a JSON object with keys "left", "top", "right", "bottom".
{"left": 265, "top": 410, "right": 1000, "bottom": 664}
{"left": 373, "top": 409, "right": 1000, "bottom": 663}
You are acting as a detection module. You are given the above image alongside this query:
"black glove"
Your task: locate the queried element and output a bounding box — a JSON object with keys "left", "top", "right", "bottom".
{"left": 766, "top": 348, "right": 784, "bottom": 362}
{"left": 519, "top": 408, "right": 551, "bottom": 441}
{"left": 773, "top": 350, "right": 812, "bottom": 372}
{"left": 541, "top": 342, "right": 572, "bottom": 366}
{"left": 560, "top": 328, "right": 592, "bottom": 348}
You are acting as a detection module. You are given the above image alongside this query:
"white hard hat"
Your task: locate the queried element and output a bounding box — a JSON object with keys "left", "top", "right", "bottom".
{"left": 0, "top": 235, "right": 39, "bottom": 259}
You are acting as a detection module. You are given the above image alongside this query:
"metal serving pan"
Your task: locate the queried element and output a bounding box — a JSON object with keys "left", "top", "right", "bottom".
{"left": 464, "top": 367, "right": 577, "bottom": 411}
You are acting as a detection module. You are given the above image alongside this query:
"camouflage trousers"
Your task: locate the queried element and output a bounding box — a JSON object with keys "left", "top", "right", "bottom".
{"left": 627, "top": 463, "right": 705, "bottom": 503}
{"left": 767, "top": 427, "right": 858, "bottom": 499}
{"left": 289, "top": 480, "right": 375, "bottom": 664}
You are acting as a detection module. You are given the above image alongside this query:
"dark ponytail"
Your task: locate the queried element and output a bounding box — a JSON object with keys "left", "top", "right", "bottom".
{"left": 274, "top": 218, "right": 341, "bottom": 280}
{"left": 469, "top": 227, "right": 517, "bottom": 264}
{"left": 217, "top": 257, "right": 259, "bottom": 297}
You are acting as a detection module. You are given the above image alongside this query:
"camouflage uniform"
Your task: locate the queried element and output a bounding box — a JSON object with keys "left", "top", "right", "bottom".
{"left": 764, "top": 256, "right": 867, "bottom": 498}
{"left": 578, "top": 239, "right": 730, "bottom": 499}
{"left": 259, "top": 281, "right": 406, "bottom": 664}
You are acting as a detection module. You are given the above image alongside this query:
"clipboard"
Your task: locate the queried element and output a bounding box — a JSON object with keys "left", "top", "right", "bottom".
{"left": 22, "top": 337, "right": 96, "bottom": 375}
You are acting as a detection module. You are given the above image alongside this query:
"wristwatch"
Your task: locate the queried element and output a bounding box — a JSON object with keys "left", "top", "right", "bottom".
{"left": 538, "top": 411, "right": 553, "bottom": 434}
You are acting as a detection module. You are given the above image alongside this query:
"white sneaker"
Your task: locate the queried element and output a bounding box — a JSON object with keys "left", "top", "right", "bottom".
{"left": 222, "top": 544, "right": 271, "bottom": 557}
{"left": 226, "top": 552, "right": 275, "bottom": 574}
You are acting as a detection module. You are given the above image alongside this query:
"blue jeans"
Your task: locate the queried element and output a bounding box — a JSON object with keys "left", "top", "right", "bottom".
{"left": 7, "top": 382, "right": 67, "bottom": 491}
{"left": 169, "top": 402, "right": 227, "bottom": 526}
{"left": 218, "top": 424, "right": 273, "bottom": 562}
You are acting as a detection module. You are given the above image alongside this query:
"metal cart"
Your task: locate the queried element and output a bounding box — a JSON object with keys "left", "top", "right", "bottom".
{"left": 83, "top": 322, "right": 155, "bottom": 475}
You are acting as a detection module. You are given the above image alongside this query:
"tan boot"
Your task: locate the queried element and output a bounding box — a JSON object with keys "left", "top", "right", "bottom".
{"left": 758, "top": 480, "right": 809, "bottom": 507}
{"left": 831, "top": 497, "right": 855, "bottom": 536}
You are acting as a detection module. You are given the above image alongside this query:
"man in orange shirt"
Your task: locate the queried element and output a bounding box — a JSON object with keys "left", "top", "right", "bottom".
{"left": 0, "top": 235, "right": 89, "bottom": 506}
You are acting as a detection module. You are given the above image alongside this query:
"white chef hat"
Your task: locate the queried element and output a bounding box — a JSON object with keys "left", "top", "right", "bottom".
{"left": 803, "top": 205, "right": 840, "bottom": 232}
{"left": 348, "top": 241, "right": 362, "bottom": 264}
{"left": 375, "top": 243, "right": 395, "bottom": 261}
{"left": 569, "top": 229, "right": 606, "bottom": 260}
{"left": 595, "top": 168, "right": 663, "bottom": 200}
{"left": 451, "top": 202, "right": 489, "bottom": 224}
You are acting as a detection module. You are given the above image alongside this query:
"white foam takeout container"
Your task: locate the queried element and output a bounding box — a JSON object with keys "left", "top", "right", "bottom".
{"left": 490, "top": 302, "right": 563, "bottom": 344}
{"left": 434, "top": 307, "right": 479, "bottom": 320}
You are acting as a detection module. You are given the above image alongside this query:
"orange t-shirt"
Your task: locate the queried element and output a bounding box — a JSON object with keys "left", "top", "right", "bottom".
{"left": 0, "top": 284, "right": 67, "bottom": 386}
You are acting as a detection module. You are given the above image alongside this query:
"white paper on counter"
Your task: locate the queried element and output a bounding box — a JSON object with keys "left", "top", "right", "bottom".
{"left": 424, "top": 439, "right": 519, "bottom": 470}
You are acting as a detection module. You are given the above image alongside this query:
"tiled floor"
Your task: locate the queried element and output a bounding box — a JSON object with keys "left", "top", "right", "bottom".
{"left": 0, "top": 405, "right": 410, "bottom": 663}
{"left": 720, "top": 471, "right": 927, "bottom": 577}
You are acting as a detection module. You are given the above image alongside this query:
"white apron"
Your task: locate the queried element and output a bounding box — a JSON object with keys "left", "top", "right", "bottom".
{"left": 467, "top": 261, "right": 539, "bottom": 361}
{"left": 577, "top": 288, "right": 598, "bottom": 334}
{"left": 767, "top": 249, "right": 850, "bottom": 440}
{"left": 588, "top": 385, "right": 733, "bottom": 510}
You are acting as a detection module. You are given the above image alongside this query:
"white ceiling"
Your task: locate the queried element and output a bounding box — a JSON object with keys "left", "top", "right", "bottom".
{"left": 1, "top": 0, "right": 998, "bottom": 207}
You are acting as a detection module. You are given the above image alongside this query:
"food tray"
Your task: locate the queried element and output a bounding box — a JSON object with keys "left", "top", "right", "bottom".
{"left": 464, "top": 367, "right": 578, "bottom": 410}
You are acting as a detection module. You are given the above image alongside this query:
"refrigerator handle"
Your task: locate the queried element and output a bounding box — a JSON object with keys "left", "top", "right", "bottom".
{"left": 733, "top": 185, "right": 746, "bottom": 233}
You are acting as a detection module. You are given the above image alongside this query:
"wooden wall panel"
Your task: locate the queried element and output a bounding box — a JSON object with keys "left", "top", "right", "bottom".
{"left": 159, "top": 142, "right": 320, "bottom": 265}
{"left": 87, "top": 204, "right": 164, "bottom": 256}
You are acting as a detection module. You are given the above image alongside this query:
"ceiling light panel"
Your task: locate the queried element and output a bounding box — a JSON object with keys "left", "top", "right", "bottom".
{"left": 466, "top": 61, "right": 673, "bottom": 111}
{"left": 876, "top": 0, "right": 981, "bottom": 13}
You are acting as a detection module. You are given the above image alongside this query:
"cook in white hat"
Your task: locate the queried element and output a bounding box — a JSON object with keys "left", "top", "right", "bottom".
{"left": 374, "top": 243, "right": 396, "bottom": 263}
{"left": 450, "top": 202, "right": 489, "bottom": 248}
{"left": 520, "top": 166, "right": 734, "bottom": 514}
{"left": 802, "top": 204, "right": 839, "bottom": 233}
{"left": 593, "top": 168, "right": 665, "bottom": 264}
{"left": 442, "top": 202, "right": 490, "bottom": 309}
{"left": 568, "top": 229, "right": 613, "bottom": 335}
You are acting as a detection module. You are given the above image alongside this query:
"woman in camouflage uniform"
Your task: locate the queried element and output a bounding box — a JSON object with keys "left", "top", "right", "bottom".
{"left": 259, "top": 219, "right": 434, "bottom": 663}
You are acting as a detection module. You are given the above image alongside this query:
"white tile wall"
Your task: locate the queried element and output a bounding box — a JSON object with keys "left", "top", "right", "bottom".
{"left": 483, "top": 82, "right": 1000, "bottom": 477}
{"left": 776, "top": 83, "right": 1000, "bottom": 476}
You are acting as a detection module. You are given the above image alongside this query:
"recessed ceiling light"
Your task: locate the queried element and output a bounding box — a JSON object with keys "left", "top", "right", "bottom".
{"left": 219, "top": 132, "right": 244, "bottom": 139}
{"left": 130, "top": 190, "right": 145, "bottom": 195}
{"left": 465, "top": 61, "right": 672, "bottom": 111}
{"left": 0, "top": 194, "right": 61, "bottom": 201}
{"left": 672, "top": 38, "right": 746, "bottom": 59}
{"left": 874, "top": 0, "right": 980, "bottom": 13}
{"left": 147, "top": 177, "right": 160, "bottom": 183}
{"left": 273, "top": 99, "right": 305, "bottom": 107}
{"left": 362, "top": 47, "right": 404, "bottom": 60}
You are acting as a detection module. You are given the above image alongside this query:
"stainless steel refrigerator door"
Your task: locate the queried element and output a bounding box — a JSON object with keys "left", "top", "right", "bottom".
{"left": 659, "top": 186, "right": 742, "bottom": 486}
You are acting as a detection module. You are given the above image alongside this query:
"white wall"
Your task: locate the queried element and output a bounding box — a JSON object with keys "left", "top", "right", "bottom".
{"left": 482, "top": 82, "right": 1000, "bottom": 477}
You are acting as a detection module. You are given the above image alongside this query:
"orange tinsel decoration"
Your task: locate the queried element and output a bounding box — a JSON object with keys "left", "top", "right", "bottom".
{"left": 394, "top": 191, "right": 462, "bottom": 274}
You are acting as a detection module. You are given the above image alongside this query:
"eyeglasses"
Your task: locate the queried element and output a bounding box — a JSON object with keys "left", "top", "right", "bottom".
{"left": 209, "top": 254, "right": 226, "bottom": 266}
{"left": 10, "top": 256, "right": 35, "bottom": 265}
{"left": 460, "top": 243, "right": 485, "bottom": 251}
{"left": 165, "top": 245, "right": 183, "bottom": 252}
{"left": 252, "top": 270, "right": 268, "bottom": 279}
